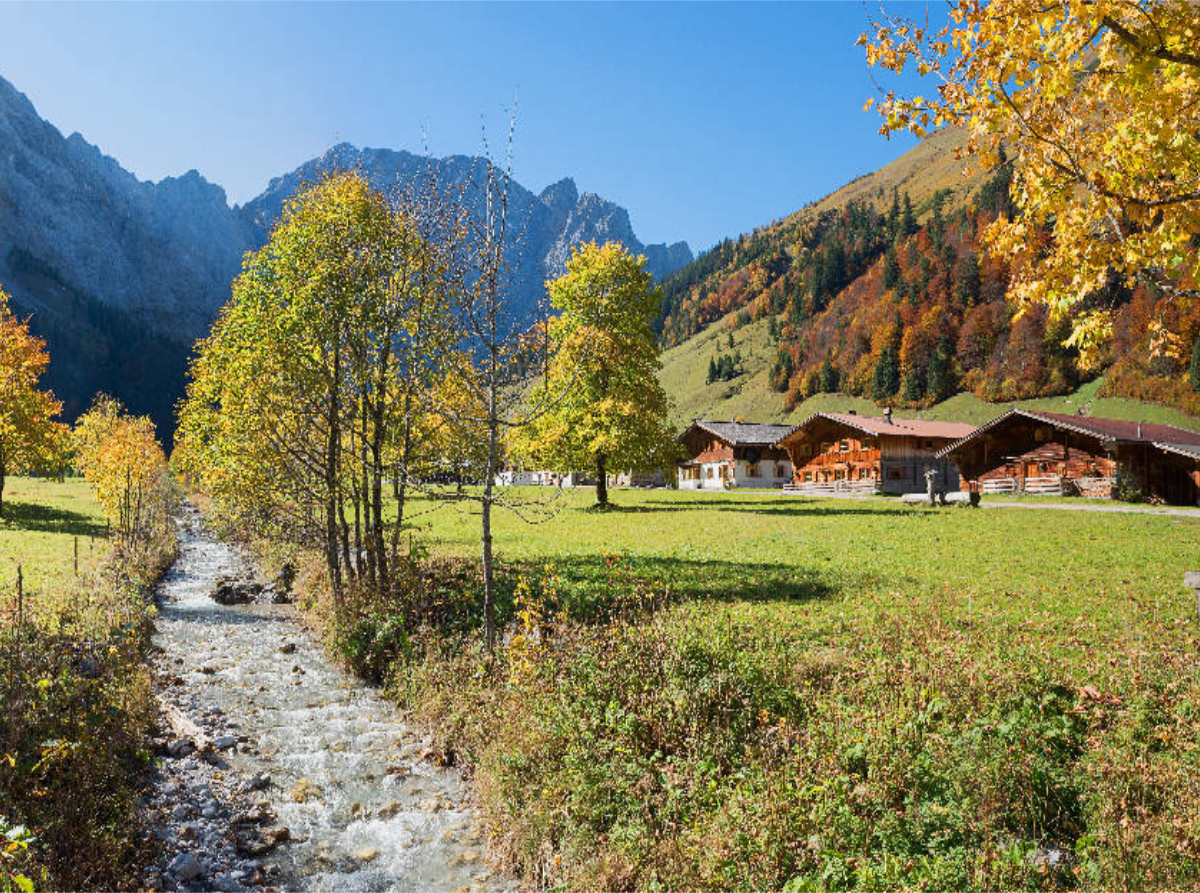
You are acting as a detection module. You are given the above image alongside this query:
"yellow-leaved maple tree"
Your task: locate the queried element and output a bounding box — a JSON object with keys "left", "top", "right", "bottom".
{"left": 0, "top": 284, "right": 67, "bottom": 518}
{"left": 860, "top": 1, "right": 1200, "bottom": 364}
{"left": 73, "top": 396, "right": 169, "bottom": 539}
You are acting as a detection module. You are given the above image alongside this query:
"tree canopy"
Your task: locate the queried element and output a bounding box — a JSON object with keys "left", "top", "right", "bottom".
{"left": 860, "top": 1, "right": 1200, "bottom": 364}
{"left": 73, "top": 396, "right": 169, "bottom": 539}
{"left": 514, "top": 242, "right": 677, "bottom": 506}
{"left": 0, "top": 285, "right": 67, "bottom": 517}
{"left": 175, "top": 171, "right": 463, "bottom": 600}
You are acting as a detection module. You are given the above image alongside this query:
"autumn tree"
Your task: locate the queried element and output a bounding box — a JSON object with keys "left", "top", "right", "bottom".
{"left": 175, "top": 172, "right": 461, "bottom": 602}
{"left": 0, "top": 286, "right": 67, "bottom": 518}
{"left": 514, "top": 242, "right": 677, "bottom": 508}
{"left": 861, "top": 1, "right": 1200, "bottom": 362}
{"left": 73, "top": 396, "right": 169, "bottom": 539}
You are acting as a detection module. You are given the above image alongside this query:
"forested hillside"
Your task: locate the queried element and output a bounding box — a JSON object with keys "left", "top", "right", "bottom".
{"left": 657, "top": 131, "right": 1200, "bottom": 422}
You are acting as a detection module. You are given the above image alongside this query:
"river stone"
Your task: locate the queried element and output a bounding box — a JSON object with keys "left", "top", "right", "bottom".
{"left": 213, "top": 735, "right": 238, "bottom": 750}
{"left": 170, "top": 852, "right": 203, "bottom": 882}
{"left": 353, "top": 846, "right": 380, "bottom": 862}
{"left": 167, "top": 737, "right": 195, "bottom": 757}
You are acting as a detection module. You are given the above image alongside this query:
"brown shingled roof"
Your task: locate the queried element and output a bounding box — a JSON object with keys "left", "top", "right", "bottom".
{"left": 1028, "top": 411, "right": 1200, "bottom": 445}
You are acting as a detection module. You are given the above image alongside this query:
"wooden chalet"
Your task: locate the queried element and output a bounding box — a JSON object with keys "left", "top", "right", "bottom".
{"left": 677, "top": 420, "right": 794, "bottom": 490}
{"left": 775, "top": 410, "right": 976, "bottom": 495}
{"left": 936, "top": 409, "right": 1200, "bottom": 504}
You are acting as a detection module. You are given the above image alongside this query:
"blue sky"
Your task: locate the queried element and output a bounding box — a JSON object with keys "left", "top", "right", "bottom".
{"left": 0, "top": 2, "right": 937, "bottom": 253}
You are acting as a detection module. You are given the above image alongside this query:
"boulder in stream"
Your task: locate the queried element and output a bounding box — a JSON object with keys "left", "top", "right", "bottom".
{"left": 169, "top": 852, "right": 203, "bottom": 883}
{"left": 212, "top": 577, "right": 259, "bottom": 605}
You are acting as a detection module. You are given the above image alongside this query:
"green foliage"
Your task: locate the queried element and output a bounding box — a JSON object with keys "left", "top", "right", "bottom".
{"left": 882, "top": 245, "right": 902, "bottom": 291}
{"left": 820, "top": 357, "right": 840, "bottom": 394}
{"left": 769, "top": 348, "right": 795, "bottom": 393}
{"left": 1111, "top": 468, "right": 1144, "bottom": 503}
{"left": 514, "top": 243, "right": 678, "bottom": 504}
{"left": 926, "top": 339, "right": 955, "bottom": 402}
{"left": 707, "top": 351, "right": 743, "bottom": 385}
{"left": 1190, "top": 338, "right": 1200, "bottom": 393}
{"left": 873, "top": 346, "right": 900, "bottom": 401}
{"left": 0, "top": 817, "right": 35, "bottom": 893}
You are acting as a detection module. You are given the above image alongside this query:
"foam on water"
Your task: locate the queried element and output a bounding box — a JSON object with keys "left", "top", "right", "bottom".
{"left": 154, "top": 508, "right": 509, "bottom": 892}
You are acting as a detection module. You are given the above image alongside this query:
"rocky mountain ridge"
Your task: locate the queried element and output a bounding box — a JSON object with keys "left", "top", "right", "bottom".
{"left": 0, "top": 72, "right": 691, "bottom": 437}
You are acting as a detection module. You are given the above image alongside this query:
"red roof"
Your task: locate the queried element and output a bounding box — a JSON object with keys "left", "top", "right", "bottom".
{"left": 780, "top": 412, "right": 976, "bottom": 443}
{"left": 1028, "top": 411, "right": 1200, "bottom": 445}
{"left": 937, "top": 409, "right": 1200, "bottom": 457}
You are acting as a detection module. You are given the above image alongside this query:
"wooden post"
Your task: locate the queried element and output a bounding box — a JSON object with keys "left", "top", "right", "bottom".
{"left": 1186, "top": 572, "right": 1200, "bottom": 625}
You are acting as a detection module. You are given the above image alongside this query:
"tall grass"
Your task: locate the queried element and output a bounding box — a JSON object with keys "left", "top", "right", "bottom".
{"left": 0, "top": 477, "right": 177, "bottom": 890}
{"left": 320, "top": 488, "right": 1200, "bottom": 891}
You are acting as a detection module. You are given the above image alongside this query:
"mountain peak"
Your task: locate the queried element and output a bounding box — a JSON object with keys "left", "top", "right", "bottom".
{"left": 539, "top": 177, "right": 578, "bottom": 216}
{"left": 0, "top": 73, "right": 38, "bottom": 120}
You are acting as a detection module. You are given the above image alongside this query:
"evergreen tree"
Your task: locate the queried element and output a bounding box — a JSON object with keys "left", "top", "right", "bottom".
{"left": 707, "top": 357, "right": 717, "bottom": 385}
{"left": 955, "top": 253, "right": 981, "bottom": 306}
{"left": 873, "top": 347, "right": 900, "bottom": 400}
{"left": 820, "top": 357, "right": 840, "bottom": 393}
{"left": 902, "top": 363, "right": 924, "bottom": 402}
{"left": 900, "top": 192, "right": 918, "bottom": 236}
{"left": 882, "top": 245, "right": 901, "bottom": 290}
{"left": 1191, "top": 338, "right": 1200, "bottom": 392}
{"left": 927, "top": 338, "right": 955, "bottom": 401}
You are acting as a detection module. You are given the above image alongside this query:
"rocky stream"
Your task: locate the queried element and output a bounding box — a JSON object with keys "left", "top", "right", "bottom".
{"left": 142, "top": 506, "right": 507, "bottom": 892}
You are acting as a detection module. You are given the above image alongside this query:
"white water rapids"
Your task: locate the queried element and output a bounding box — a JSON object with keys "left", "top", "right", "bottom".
{"left": 151, "top": 507, "right": 509, "bottom": 892}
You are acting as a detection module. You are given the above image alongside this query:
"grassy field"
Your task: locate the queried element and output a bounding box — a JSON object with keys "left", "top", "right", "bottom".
{"left": 412, "top": 486, "right": 1198, "bottom": 640}
{"left": 0, "top": 476, "right": 111, "bottom": 617}
{"left": 374, "top": 486, "right": 1200, "bottom": 890}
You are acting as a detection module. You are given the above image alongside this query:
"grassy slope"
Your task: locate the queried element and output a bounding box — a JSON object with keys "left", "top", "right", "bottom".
{"left": 791, "top": 126, "right": 976, "bottom": 223}
{"left": 401, "top": 487, "right": 1200, "bottom": 889}
{"left": 660, "top": 316, "right": 1200, "bottom": 431}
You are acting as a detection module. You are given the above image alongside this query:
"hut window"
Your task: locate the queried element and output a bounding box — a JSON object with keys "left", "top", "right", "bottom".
{"left": 804, "top": 472, "right": 813, "bottom": 482}
{"left": 839, "top": 440, "right": 850, "bottom": 452}
{"left": 776, "top": 463, "right": 787, "bottom": 478}
{"left": 746, "top": 462, "right": 761, "bottom": 477}
{"left": 820, "top": 442, "right": 831, "bottom": 454}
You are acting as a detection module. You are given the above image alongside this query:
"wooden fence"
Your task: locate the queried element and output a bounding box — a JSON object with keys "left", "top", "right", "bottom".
{"left": 783, "top": 480, "right": 879, "bottom": 497}
{"left": 980, "top": 476, "right": 1064, "bottom": 496}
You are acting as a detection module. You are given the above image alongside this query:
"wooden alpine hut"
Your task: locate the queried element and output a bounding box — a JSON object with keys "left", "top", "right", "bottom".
{"left": 935, "top": 408, "right": 1200, "bottom": 504}
{"left": 775, "top": 409, "right": 976, "bottom": 495}
{"left": 677, "top": 420, "right": 795, "bottom": 490}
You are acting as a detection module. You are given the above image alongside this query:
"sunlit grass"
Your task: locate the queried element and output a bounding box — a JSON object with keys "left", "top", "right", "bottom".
{"left": 0, "top": 476, "right": 111, "bottom": 616}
